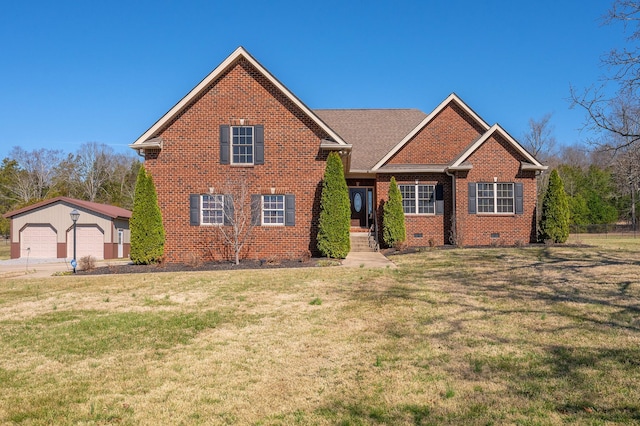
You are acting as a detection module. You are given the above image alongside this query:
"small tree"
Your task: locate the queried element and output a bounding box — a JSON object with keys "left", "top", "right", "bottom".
{"left": 539, "top": 169, "right": 570, "bottom": 243}
{"left": 130, "top": 167, "right": 165, "bottom": 264}
{"left": 382, "top": 177, "right": 406, "bottom": 248}
{"left": 212, "top": 179, "right": 259, "bottom": 265}
{"left": 317, "top": 152, "right": 350, "bottom": 258}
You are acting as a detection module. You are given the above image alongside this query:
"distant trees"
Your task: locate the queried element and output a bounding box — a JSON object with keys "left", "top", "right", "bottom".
{"left": 0, "top": 143, "right": 140, "bottom": 218}
{"left": 382, "top": 177, "right": 406, "bottom": 248}
{"left": 317, "top": 152, "right": 351, "bottom": 258}
{"left": 130, "top": 167, "right": 164, "bottom": 265}
{"left": 557, "top": 164, "right": 620, "bottom": 229}
{"left": 522, "top": 113, "right": 557, "bottom": 163}
{"left": 539, "top": 170, "right": 570, "bottom": 243}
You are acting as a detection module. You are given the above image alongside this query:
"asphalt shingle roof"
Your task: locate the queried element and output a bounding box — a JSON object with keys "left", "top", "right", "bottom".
{"left": 314, "top": 109, "right": 427, "bottom": 170}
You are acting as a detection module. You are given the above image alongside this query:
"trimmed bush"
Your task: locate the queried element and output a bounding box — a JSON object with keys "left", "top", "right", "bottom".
{"left": 130, "top": 167, "right": 165, "bottom": 264}
{"left": 317, "top": 152, "right": 351, "bottom": 258}
{"left": 539, "top": 169, "right": 570, "bottom": 243}
{"left": 382, "top": 176, "right": 406, "bottom": 248}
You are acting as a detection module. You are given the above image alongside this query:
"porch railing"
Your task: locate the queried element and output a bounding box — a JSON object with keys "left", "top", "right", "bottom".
{"left": 368, "top": 211, "right": 379, "bottom": 251}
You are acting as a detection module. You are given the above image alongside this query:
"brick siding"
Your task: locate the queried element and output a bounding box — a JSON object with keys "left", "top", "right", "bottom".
{"left": 144, "top": 58, "right": 330, "bottom": 263}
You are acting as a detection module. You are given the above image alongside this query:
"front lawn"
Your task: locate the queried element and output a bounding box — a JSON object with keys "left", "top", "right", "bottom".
{"left": 1, "top": 239, "right": 639, "bottom": 424}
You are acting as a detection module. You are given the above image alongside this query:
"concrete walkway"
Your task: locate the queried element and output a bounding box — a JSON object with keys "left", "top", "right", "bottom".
{"left": 341, "top": 251, "right": 397, "bottom": 268}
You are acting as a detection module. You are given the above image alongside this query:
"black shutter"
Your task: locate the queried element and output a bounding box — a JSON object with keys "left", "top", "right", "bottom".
{"left": 220, "top": 125, "right": 230, "bottom": 164}
{"left": 515, "top": 182, "right": 524, "bottom": 215}
{"left": 285, "top": 194, "right": 295, "bottom": 226}
{"left": 251, "top": 194, "right": 261, "bottom": 226}
{"left": 254, "top": 125, "right": 264, "bottom": 165}
{"left": 435, "top": 184, "right": 444, "bottom": 215}
{"left": 224, "top": 194, "right": 234, "bottom": 226}
{"left": 468, "top": 183, "right": 476, "bottom": 214}
{"left": 189, "top": 194, "right": 200, "bottom": 226}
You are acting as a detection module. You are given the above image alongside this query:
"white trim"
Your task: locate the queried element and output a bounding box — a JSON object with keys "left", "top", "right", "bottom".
{"left": 261, "top": 194, "right": 285, "bottom": 226}
{"left": 131, "top": 47, "right": 348, "bottom": 149}
{"left": 201, "top": 194, "right": 224, "bottom": 226}
{"left": 450, "top": 124, "right": 545, "bottom": 169}
{"left": 398, "top": 183, "right": 436, "bottom": 215}
{"left": 231, "top": 125, "right": 255, "bottom": 165}
{"left": 372, "top": 93, "right": 490, "bottom": 170}
{"left": 476, "top": 182, "right": 515, "bottom": 214}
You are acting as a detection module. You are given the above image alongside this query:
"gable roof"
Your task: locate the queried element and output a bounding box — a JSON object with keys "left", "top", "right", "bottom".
{"left": 371, "top": 93, "right": 490, "bottom": 171}
{"left": 314, "top": 109, "right": 427, "bottom": 171}
{"left": 3, "top": 197, "right": 132, "bottom": 220}
{"left": 130, "top": 46, "right": 349, "bottom": 151}
{"left": 449, "top": 124, "right": 547, "bottom": 171}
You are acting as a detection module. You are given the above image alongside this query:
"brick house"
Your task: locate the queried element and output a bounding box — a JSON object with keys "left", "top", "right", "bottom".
{"left": 130, "top": 47, "right": 546, "bottom": 263}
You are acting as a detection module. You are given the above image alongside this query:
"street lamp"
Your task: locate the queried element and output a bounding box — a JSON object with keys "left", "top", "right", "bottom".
{"left": 70, "top": 209, "right": 80, "bottom": 273}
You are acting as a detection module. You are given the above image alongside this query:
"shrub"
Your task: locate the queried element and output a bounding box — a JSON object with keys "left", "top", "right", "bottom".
{"left": 382, "top": 177, "right": 406, "bottom": 248}
{"left": 79, "top": 255, "right": 96, "bottom": 271}
{"left": 539, "top": 169, "right": 570, "bottom": 243}
{"left": 317, "top": 152, "right": 351, "bottom": 258}
{"left": 130, "top": 167, "right": 165, "bottom": 264}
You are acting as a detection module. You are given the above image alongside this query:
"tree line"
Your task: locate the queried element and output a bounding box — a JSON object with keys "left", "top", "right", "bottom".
{"left": 0, "top": 142, "right": 141, "bottom": 237}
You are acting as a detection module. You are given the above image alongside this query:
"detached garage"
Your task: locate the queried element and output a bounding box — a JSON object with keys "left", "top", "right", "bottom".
{"left": 3, "top": 197, "right": 131, "bottom": 260}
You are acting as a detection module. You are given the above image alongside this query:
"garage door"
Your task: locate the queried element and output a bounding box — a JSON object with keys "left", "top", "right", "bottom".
{"left": 21, "top": 225, "right": 57, "bottom": 258}
{"left": 67, "top": 226, "right": 104, "bottom": 260}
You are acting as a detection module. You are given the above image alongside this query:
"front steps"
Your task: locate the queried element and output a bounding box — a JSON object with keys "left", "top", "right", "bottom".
{"left": 350, "top": 232, "right": 378, "bottom": 252}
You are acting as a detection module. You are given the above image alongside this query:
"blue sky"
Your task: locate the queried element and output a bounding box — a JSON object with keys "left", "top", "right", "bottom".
{"left": 0, "top": 0, "right": 625, "bottom": 160}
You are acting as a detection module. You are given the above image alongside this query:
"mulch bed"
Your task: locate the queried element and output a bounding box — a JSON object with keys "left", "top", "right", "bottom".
{"left": 78, "top": 258, "right": 322, "bottom": 275}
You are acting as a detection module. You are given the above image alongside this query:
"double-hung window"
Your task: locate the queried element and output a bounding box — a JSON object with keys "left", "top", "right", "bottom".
{"left": 201, "top": 194, "right": 224, "bottom": 225}
{"left": 476, "top": 182, "right": 514, "bottom": 214}
{"left": 399, "top": 184, "right": 435, "bottom": 214}
{"left": 232, "top": 126, "right": 254, "bottom": 164}
{"left": 262, "top": 195, "right": 285, "bottom": 225}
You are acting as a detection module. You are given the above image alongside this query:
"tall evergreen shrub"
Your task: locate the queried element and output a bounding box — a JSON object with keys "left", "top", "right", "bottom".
{"left": 317, "top": 152, "right": 351, "bottom": 258}
{"left": 539, "top": 169, "right": 570, "bottom": 243}
{"left": 382, "top": 177, "right": 406, "bottom": 247}
{"left": 130, "top": 166, "right": 165, "bottom": 264}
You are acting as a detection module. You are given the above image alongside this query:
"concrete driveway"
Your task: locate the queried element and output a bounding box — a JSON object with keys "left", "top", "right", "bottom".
{"left": 0, "top": 258, "right": 130, "bottom": 280}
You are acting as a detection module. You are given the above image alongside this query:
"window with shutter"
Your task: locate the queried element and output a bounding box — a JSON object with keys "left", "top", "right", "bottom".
{"left": 471, "top": 182, "right": 516, "bottom": 214}
{"left": 398, "top": 184, "right": 435, "bottom": 215}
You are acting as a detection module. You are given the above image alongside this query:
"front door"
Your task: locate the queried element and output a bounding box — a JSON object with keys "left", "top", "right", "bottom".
{"left": 117, "top": 230, "right": 124, "bottom": 258}
{"left": 349, "top": 188, "right": 367, "bottom": 228}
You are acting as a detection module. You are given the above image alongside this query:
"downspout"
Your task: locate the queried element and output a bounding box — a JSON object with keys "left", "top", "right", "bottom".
{"left": 445, "top": 168, "right": 456, "bottom": 245}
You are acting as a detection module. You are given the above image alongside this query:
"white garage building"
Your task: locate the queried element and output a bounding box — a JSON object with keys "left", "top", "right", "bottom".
{"left": 3, "top": 197, "right": 131, "bottom": 260}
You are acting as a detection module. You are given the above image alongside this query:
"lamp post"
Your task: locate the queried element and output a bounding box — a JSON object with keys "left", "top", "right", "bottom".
{"left": 70, "top": 209, "right": 80, "bottom": 273}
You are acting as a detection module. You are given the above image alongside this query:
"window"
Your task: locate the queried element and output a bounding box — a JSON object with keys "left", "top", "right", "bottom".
{"left": 399, "top": 184, "right": 435, "bottom": 214}
{"left": 232, "top": 126, "right": 253, "bottom": 164}
{"left": 201, "top": 194, "right": 224, "bottom": 224}
{"left": 476, "top": 182, "right": 514, "bottom": 214}
{"left": 262, "top": 195, "right": 285, "bottom": 225}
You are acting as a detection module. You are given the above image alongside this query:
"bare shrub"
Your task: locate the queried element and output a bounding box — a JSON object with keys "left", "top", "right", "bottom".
{"left": 79, "top": 255, "right": 96, "bottom": 271}
{"left": 184, "top": 252, "right": 203, "bottom": 268}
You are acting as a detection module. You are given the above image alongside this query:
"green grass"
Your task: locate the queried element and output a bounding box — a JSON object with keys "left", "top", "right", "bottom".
{"left": 0, "top": 238, "right": 639, "bottom": 424}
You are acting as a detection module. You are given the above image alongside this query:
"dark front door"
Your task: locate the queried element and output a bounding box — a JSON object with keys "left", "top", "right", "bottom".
{"left": 349, "top": 188, "right": 367, "bottom": 228}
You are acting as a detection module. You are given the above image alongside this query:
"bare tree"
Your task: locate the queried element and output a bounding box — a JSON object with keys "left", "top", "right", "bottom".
{"left": 571, "top": 1, "right": 640, "bottom": 151}
{"left": 522, "top": 113, "right": 557, "bottom": 162}
{"left": 7, "top": 147, "right": 63, "bottom": 204}
{"left": 73, "top": 142, "right": 116, "bottom": 202}
{"left": 210, "top": 179, "right": 260, "bottom": 265}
